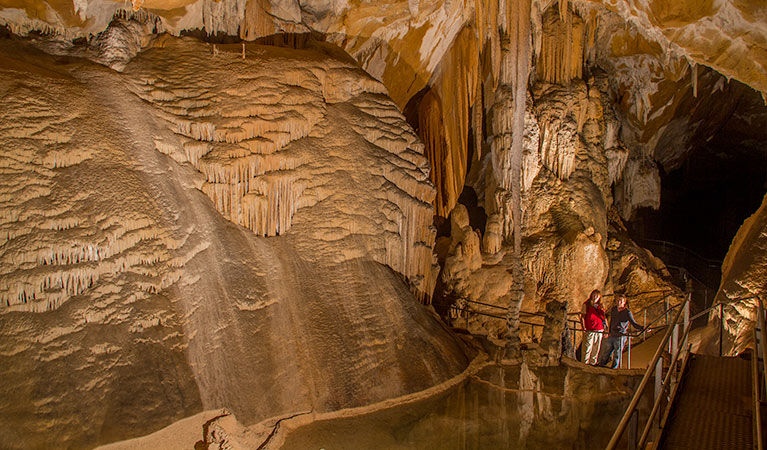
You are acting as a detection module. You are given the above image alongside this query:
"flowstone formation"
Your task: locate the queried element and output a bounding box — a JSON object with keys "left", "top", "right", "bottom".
{"left": 1, "top": 0, "right": 767, "bottom": 448}
{"left": 706, "top": 193, "right": 767, "bottom": 356}
{"left": 438, "top": 73, "right": 682, "bottom": 340}
{"left": 0, "top": 36, "right": 468, "bottom": 449}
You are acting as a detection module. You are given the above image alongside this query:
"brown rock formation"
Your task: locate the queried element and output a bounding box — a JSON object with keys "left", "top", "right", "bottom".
{"left": 0, "top": 36, "right": 468, "bottom": 449}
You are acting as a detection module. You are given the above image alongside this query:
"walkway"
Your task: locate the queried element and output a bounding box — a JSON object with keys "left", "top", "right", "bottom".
{"left": 660, "top": 354, "right": 753, "bottom": 450}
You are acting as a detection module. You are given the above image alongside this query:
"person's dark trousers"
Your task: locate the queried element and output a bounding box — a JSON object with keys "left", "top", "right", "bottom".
{"left": 599, "top": 335, "right": 627, "bottom": 368}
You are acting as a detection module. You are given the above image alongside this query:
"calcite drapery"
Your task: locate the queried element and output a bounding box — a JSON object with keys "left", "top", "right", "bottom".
{"left": 0, "top": 37, "right": 468, "bottom": 449}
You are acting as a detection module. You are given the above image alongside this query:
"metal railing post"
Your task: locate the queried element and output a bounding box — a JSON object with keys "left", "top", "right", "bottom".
{"left": 758, "top": 297, "right": 767, "bottom": 402}
{"left": 654, "top": 358, "right": 663, "bottom": 441}
{"left": 752, "top": 325, "right": 764, "bottom": 450}
{"left": 683, "top": 297, "right": 690, "bottom": 350}
{"left": 628, "top": 409, "right": 638, "bottom": 450}
{"left": 671, "top": 324, "right": 679, "bottom": 366}
{"left": 644, "top": 310, "right": 647, "bottom": 341}
{"left": 572, "top": 326, "right": 576, "bottom": 358}
{"left": 627, "top": 337, "right": 631, "bottom": 370}
{"left": 705, "top": 288, "right": 708, "bottom": 308}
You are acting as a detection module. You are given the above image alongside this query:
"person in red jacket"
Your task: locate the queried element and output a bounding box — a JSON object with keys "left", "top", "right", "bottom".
{"left": 581, "top": 289, "right": 607, "bottom": 365}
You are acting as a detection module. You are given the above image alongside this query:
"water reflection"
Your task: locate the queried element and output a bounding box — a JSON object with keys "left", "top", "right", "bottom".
{"left": 281, "top": 360, "right": 646, "bottom": 450}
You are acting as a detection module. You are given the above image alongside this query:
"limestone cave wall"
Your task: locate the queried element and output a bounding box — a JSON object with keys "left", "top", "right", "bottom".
{"left": 1, "top": 0, "right": 766, "bottom": 448}
{"left": 0, "top": 36, "right": 468, "bottom": 448}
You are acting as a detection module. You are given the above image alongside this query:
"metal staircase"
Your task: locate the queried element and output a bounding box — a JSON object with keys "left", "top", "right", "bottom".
{"left": 660, "top": 354, "right": 753, "bottom": 450}
{"left": 607, "top": 297, "right": 767, "bottom": 450}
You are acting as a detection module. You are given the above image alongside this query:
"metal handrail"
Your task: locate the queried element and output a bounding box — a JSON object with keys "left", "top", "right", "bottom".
{"left": 651, "top": 343, "right": 693, "bottom": 450}
{"left": 757, "top": 296, "right": 767, "bottom": 402}
{"left": 605, "top": 296, "right": 689, "bottom": 450}
{"left": 443, "top": 305, "right": 544, "bottom": 328}
{"left": 641, "top": 324, "right": 694, "bottom": 449}
{"left": 457, "top": 297, "right": 506, "bottom": 311}
{"left": 459, "top": 288, "right": 686, "bottom": 330}
{"left": 566, "top": 291, "right": 679, "bottom": 329}
{"left": 606, "top": 294, "right": 767, "bottom": 450}
{"left": 752, "top": 326, "right": 763, "bottom": 450}
{"left": 756, "top": 296, "right": 766, "bottom": 450}
{"left": 664, "top": 263, "right": 714, "bottom": 289}
{"left": 446, "top": 296, "right": 548, "bottom": 317}
{"left": 638, "top": 238, "right": 723, "bottom": 266}
{"left": 565, "top": 290, "right": 678, "bottom": 316}
{"left": 445, "top": 288, "right": 689, "bottom": 371}
{"left": 565, "top": 306, "right": 675, "bottom": 339}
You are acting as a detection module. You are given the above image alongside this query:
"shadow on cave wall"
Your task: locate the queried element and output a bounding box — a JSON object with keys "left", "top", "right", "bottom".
{"left": 627, "top": 72, "right": 767, "bottom": 286}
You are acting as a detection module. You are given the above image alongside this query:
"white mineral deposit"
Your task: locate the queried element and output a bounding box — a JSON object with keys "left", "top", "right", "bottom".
{"left": 1, "top": 0, "right": 765, "bottom": 449}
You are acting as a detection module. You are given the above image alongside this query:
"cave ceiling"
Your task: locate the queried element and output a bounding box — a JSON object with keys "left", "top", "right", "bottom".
{"left": 1, "top": 0, "right": 765, "bottom": 217}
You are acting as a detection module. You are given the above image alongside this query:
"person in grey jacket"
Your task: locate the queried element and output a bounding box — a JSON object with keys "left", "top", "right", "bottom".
{"left": 599, "top": 294, "right": 644, "bottom": 368}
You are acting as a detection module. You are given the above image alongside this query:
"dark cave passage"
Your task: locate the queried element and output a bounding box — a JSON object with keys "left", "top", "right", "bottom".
{"left": 626, "top": 75, "right": 767, "bottom": 292}
{"left": 629, "top": 142, "right": 767, "bottom": 263}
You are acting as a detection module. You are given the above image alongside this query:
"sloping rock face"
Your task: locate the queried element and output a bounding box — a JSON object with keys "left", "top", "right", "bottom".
{"left": 0, "top": 37, "right": 468, "bottom": 449}
{"left": 709, "top": 193, "right": 767, "bottom": 356}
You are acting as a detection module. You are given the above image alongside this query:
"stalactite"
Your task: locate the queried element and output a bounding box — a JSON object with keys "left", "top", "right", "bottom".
{"left": 472, "top": 80, "right": 484, "bottom": 164}
{"left": 606, "top": 146, "right": 628, "bottom": 185}
{"left": 585, "top": 9, "right": 598, "bottom": 51}
{"left": 417, "top": 25, "right": 480, "bottom": 217}
{"left": 616, "top": 158, "right": 661, "bottom": 220}
{"left": 691, "top": 61, "right": 698, "bottom": 98}
{"left": 418, "top": 90, "right": 447, "bottom": 215}
{"left": 506, "top": 0, "right": 532, "bottom": 349}
{"left": 438, "top": 25, "right": 480, "bottom": 216}
{"left": 535, "top": 2, "right": 585, "bottom": 85}
{"left": 201, "top": 0, "right": 247, "bottom": 38}
{"left": 0, "top": 216, "right": 192, "bottom": 311}
{"left": 558, "top": 0, "right": 569, "bottom": 23}
{"left": 239, "top": 0, "right": 278, "bottom": 40}
{"left": 489, "top": 0, "right": 503, "bottom": 90}
{"left": 532, "top": 80, "right": 591, "bottom": 181}
{"left": 254, "top": 33, "right": 318, "bottom": 49}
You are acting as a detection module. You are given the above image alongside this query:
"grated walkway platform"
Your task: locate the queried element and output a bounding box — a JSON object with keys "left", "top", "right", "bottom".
{"left": 661, "top": 354, "right": 753, "bottom": 450}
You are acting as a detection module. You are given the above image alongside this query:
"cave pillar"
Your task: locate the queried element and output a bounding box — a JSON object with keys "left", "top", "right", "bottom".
{"left": 485, "top": 0, "right": 531, "bottom": 356}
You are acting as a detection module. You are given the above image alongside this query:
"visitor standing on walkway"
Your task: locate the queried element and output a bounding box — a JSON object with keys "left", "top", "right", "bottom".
{"left": 581, "top": 289, "right": 607, "bottom": 365}
{"left": 599, "top": 294, "right": 644, "bottom": 368}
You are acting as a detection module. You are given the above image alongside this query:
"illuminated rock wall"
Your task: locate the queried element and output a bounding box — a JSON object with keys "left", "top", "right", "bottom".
{"left": 5, "top": 0, "right": 765, "bottom": 222}
{"left": 710, "top": 192, "right": 767, "bottom": 356}
{"left": 0, "top": 37, "right": 468, "bottom": 449}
